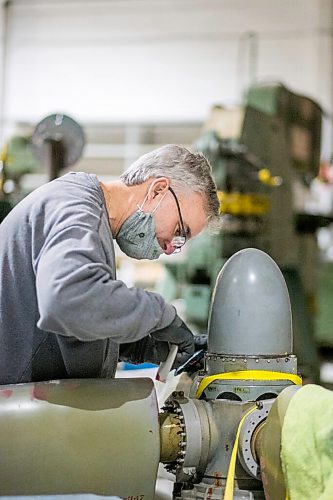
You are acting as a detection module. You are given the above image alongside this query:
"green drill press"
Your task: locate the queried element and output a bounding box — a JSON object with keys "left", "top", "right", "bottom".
{"left": 159, "top": 82, "right": 325, "bottom": 382}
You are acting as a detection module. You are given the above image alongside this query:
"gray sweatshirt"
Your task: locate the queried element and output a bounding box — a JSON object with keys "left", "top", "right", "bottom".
{"left": 0, "top": 172, "right": 175, "bottom": 384}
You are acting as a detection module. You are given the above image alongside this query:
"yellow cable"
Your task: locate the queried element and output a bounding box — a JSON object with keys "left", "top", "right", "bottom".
{"left": 196, "top": 370, "right": 302, "bottom": 399}
{"left": 196, "top": 369, "right": 301, "bottom": 498}
{"left": 223, "top": 405, "right": 257, "bottom": 500}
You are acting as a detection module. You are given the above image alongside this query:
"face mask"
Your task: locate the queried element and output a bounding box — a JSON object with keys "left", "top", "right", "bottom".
{"left": 116, "top": 192, "right": 167, "bottom": 260}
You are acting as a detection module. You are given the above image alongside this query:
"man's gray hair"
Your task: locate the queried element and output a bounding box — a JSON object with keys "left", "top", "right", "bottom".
{"left": 120, "top": 144, "right": 221, "bottom": 232}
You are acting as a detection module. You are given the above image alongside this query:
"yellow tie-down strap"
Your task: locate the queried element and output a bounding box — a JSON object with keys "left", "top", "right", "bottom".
{"left": 196, "top": 370, "right": 302, "bottom": 399}
{"left": 223, "top": 405, "right": 257, "bottom": 500}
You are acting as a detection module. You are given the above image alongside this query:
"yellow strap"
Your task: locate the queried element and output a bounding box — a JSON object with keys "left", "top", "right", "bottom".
{"left": 223, "top": 405, "right": 257, "bottom": 500}
{"left": 196, "top": 370, "right": 302, "bottom": 398}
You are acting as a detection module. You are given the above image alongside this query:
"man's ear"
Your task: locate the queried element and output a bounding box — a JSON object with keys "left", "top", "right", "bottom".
{"left": 148, "top": 177, "right": 170, "bottom": 200}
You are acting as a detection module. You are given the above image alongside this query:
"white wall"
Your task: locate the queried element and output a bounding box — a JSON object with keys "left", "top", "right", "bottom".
{"left": 1, "top": 0, "right": 333, "bottom": 153}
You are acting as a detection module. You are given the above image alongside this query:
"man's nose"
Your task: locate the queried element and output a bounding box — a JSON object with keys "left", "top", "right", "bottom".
{"left": 164, "top": 242, "right": 176, "bottom": 255}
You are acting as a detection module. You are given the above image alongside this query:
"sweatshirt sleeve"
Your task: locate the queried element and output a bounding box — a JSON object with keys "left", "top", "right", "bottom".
{"left": 35, "top": 223, "right": 176, "bottom": 343}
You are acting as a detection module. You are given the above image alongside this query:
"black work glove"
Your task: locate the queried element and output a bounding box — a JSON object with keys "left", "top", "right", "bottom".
{"left": 119, "top": 314, "right": 195, "bottom": 368}
{"left": 173, "top": 334, "right": 208, "bottom": 376}
{"left": 150, "top": 314, "right": 195, "bottom": 367}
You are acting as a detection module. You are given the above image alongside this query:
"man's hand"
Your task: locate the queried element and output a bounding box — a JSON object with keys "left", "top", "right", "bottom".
{"left": 119, "top": 315, "right": 195, "bottom": 367}
{"left": 150, "top": 314, "right": 195, "bottom": 367}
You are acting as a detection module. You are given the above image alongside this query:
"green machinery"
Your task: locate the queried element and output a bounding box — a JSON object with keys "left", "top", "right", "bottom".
{"left": 0, "top": 135, "right": 37, "bottom": 222}
{"left": 160, "top": 83, "right": 326, "bottom": 382}
{"left": 0, "top": 114, "right": 85, "bottom": 223}
{"left": 315, "top": 260, "right": 333, "bottom": 349}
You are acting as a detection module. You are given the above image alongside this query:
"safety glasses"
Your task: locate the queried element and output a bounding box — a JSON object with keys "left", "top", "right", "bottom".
{"left": 169, "top": 187, "right": 187, "bottom": 253}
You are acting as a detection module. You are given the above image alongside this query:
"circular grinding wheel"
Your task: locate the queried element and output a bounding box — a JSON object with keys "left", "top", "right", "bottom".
{"left": 31, "top": 113, "right": 85, "bottom": 169}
